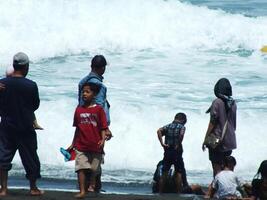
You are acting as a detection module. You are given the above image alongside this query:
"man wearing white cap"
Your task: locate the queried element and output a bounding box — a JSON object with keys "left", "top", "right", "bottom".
{"left": 0, "top": 52, "right": 43, "bottom": 196}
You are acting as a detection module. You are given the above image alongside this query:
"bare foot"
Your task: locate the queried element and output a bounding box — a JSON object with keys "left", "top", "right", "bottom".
{"left": 30, "top": 188, "right": 44, "bottom": 196}
{"left": 75, "top": 192, "right": 86, "bottom": 199}
{"left": 88, "top": 185, "right": 95, "bottom": 193}
{"left": 0, "top": 188, "right": 7, "bottom": 196}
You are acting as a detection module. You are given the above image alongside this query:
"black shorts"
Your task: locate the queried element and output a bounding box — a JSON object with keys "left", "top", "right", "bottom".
{"left": 162, "top": 147, "right": 184, "bottom": 173}
{"left": 208, "top": 148, "right": 232, "bottom": 165}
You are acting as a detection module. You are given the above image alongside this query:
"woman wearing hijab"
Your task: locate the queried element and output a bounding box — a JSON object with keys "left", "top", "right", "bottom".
{"left": 202, "top": 78, "right": 237, "bottom": 177}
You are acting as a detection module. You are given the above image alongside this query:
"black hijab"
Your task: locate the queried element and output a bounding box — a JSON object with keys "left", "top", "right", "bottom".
{"left": 214, "top": 78, "right": 232, "bottom": 98}
{"left": 206, "top": 78, "right": 235, "bottom": 113}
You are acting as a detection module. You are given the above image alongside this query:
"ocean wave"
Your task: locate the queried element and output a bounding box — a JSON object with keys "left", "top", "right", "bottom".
{"left": 0, "top": 0, "right": 267, "bottom": 63}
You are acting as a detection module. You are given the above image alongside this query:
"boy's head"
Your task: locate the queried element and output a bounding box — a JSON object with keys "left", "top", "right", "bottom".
{"left": 81, "top": 82, "right": 100, "bottom": 103}
{"left": 91, "top": 55, "right": 107, "bottom": 76}
{"left": 174, "top": 112, "right": 187, "bottom": 125}
{"left": 223, "top": 156, "right": 236, "bottom": 170}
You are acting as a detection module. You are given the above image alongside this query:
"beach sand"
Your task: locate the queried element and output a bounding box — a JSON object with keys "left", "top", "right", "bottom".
{"left": 2, "top": 189, "right": 205, "bottom": 200}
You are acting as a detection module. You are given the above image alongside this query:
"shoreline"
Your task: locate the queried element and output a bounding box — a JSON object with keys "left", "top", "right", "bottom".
{"left": 7, "top": 175, "right": 210, "bottom": 197}
{"left": 3, "top": 189, "right": 205, "bottom": 200}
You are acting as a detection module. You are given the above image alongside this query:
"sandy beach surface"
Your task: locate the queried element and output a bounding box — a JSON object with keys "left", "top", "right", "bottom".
{"left": 1, "top": 189, "right": 205, "bottom": 200}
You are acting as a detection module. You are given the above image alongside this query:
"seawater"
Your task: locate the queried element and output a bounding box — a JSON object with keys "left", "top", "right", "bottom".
{"left": 0, "top": 0, "right": 267, "bottom": 193}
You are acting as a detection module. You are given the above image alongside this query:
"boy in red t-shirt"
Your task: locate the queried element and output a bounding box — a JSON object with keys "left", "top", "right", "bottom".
{"left": 69, "top": 82, "right": 108, "bottom": 198}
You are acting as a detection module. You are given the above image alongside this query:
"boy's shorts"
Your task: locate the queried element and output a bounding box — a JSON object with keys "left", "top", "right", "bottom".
{"left": 75, "top": 150, "right": 102, "bottom": 172}
{"left": 162, "top": 147, "right": 183, "bottom": 173}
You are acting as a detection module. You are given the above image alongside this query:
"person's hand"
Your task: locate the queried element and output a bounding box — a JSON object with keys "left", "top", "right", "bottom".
{"left": 98, "top": 139, "right": 105, "bottom": 148}
{"left": 105, "top": 129, "right": 113, "bottom": 141}
{"left": 0, "top": 83, "right": 5, "bottom": 91}
{"left": 67, "top": 144, "right": 73, "bottom": 150}
{"left": 202, "top": 143, "right": 206, "bottom": 151}
{"left": 161, "top": 143, "right": 169, "bottom": 149}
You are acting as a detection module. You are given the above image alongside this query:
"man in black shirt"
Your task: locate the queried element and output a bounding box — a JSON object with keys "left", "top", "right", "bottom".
{"left": 0, "top": 52, "right": 43, "bottom": 196}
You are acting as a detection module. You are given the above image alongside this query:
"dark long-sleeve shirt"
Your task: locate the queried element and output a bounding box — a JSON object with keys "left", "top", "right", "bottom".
{"left": 0, "top": 76, "right": 40, "bottom": 132}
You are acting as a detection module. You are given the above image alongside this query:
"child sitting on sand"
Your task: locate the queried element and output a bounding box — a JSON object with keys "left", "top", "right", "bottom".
{"left": 4, "top": 65, "right": 43, "bottom": 130}
{"left": 157, "top": 112, "right": 189, "bottom": 193}
{"left": 69, "top": 82, "right": 107, "bottom": 198}
{"left": 208, "top": 156, "right": 245, "bottom": 199}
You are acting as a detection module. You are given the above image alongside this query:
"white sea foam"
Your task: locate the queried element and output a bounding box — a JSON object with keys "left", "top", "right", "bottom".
{"left": 0, "top": 0, "right": 267, "bottom": 65}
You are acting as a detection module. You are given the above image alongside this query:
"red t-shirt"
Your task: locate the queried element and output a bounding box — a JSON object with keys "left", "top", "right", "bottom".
{"left": 73, "top": 105, "right": 108, "bottom": 153}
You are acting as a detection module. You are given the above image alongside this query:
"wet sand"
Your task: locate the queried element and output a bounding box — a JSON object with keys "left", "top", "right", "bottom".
{"left": 2, "top": 189, "right": 205, "bottom": 200}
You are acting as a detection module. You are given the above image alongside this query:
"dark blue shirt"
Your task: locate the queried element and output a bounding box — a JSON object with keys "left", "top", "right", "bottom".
{"left": 0, "top": 77, "right": 39, "bottom": 131}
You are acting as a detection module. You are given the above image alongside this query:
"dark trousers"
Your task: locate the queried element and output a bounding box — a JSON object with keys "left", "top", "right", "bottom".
{"left": 162, "top": 147, "right": 188, "bottom": 187}
{"left": 0, "top": 126, "right": 41, "bottom": 180}
{"left": 208, "top": 148, "right": 232, "bottom": 165}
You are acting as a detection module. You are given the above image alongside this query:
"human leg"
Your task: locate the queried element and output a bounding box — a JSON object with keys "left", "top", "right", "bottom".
{"left": 209, "top": 148, "right": 232, "bottom": 177}
{"left": 76, "top": 169, "right": 87, "bottom": 198}
{"left": 0, "top": 170, "right": 8, "bottom": 196}
{"left": 159, "top": 171, "right": 168, "bottom": 193}
{"left": 17, "top": 132, "right": 42, "bottom": 195}
{"left": 0, "top": 129, "right": 17, "bottom": 196}
{"left": 191, "top": 184, "right": 205, "bottom": 195}
{"left": 75, "top": 150, "right": 93, "bottom": 197}
{"left": 94, "top": 166, "right": 102, "bottom": 193}
{"left": 212, "top": 162, "right": 222, "bottom": 177}
{"left": 174, "top": 172, "right": 182, "bottom": 193}
{"left": 87, "top": 153, "right": 102, "bottom": 192}
{"left": 95, "top": 152, "right": 105, "bottom": 192}
{"left": 204, "top": 183, "right": 213, "bottom": 198}
{"left": 175, "top": 154, "right": 188, "bottom": 187}
{"left": 29, "top": 179, "right": 44, "bottom": 196}
{"left": 159, "top": 150, "right": 173, "bottom": 193}
{"left": 74, "top": 151, "right": 100, "bottom": 195}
